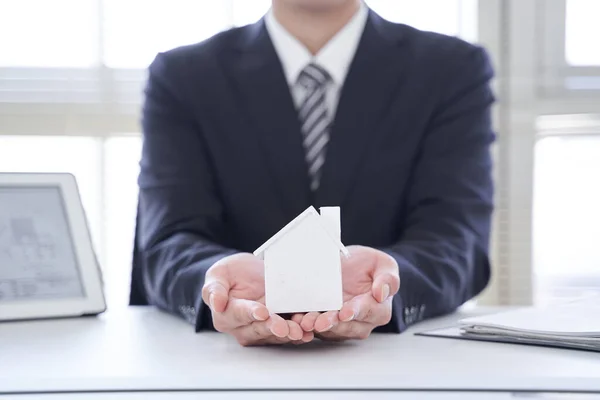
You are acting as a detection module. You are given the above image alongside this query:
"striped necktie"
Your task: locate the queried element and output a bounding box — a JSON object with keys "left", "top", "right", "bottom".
{"left": 297, "top": 63, "right": 332, "bottom": 191}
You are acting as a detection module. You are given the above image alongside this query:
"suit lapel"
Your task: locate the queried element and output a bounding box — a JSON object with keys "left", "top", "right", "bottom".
{"left": 225, "top": 21, "right": 312, "bottom": 217}
{"left": 316, "top": 11, "right": 408, "bottom": 209}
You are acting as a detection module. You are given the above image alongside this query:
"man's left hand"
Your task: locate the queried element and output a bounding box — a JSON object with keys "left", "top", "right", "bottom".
{"left": 295, "top": 246, "right": 400, "bottom": 341}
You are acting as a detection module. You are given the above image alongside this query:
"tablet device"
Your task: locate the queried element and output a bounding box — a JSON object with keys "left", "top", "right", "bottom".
{"left": 0, "top": 173, "right": 106, "bottom": 321}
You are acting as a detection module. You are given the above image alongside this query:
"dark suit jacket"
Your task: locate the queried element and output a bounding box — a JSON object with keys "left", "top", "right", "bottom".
{"left": 130, "top": 9, "right": 496, "bottom": 333}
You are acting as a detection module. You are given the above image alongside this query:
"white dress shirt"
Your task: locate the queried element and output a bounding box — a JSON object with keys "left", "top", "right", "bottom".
{"left": 265, "top": 2, "right": 369, "bottom": 118}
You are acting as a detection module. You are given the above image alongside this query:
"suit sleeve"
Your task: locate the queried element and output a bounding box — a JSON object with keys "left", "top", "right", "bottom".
{"left": 137, "top": 53, "right": 237, "bottom": 331}
{"left": 377, "top": 47, "right": 496, "bottom": 333}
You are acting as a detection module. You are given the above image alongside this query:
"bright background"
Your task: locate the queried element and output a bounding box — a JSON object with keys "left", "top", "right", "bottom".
{"left": 0, "top": 0, "right": 598, "bottom": 309}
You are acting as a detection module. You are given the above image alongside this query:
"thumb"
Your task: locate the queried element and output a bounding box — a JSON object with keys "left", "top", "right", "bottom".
{"left": 202, "top": 274, "right": 230, "bottom": 313}
{"left": 229, "top": 298, "right": 270, "bottom": 328}
{"left": 371, "top": 254, "right": 400, "bottom": 303}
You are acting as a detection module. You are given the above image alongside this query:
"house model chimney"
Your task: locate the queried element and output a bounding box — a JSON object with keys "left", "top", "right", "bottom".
{"left": 319, "top": 207, "right": 341, "bottom": 240}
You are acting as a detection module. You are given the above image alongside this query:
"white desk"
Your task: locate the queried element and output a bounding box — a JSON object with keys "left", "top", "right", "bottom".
{"left": 1, "top": 307, "right": 600, "bottom": 398}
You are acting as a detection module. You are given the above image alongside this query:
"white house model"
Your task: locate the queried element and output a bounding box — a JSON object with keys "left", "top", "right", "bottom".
{"left": 254, "top": 206, "right": 349, "bottom": 314}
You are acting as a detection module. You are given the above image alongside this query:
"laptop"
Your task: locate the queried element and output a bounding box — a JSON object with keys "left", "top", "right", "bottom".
{"left": 0, "top": 173, "right": 106, "bottom": 321}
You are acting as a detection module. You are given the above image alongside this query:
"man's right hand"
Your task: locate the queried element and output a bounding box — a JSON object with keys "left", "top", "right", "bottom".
{"left": 201, "top": 253, "right": 312, "bottom": 346}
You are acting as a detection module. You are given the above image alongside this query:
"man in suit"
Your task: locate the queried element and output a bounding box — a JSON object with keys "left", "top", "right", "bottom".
{"left": 131, "top": 0, "right": 495, "bottom": 346}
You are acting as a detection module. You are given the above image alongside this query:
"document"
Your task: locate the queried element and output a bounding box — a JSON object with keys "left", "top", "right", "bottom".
{"left": 0, "top": 187, "right": 84, "bottom": 302}
{"left": 461, "top": 298, "right": 600, "bottom": 336}
{"left": 417, "top": 298, "right": 600, "bottom": 352}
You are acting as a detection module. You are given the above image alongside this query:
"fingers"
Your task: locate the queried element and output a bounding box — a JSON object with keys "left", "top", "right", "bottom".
{"left": 338, "top": 297, "right": 360, "bottom": 322}
{"left": 232, "top": 315, "right": 288, "bottom": 346}
{"left": 300, "top": 312, "right": 320, "bottom": 332}
{"left": 258, "top": 326, "right": 313, "bottom": 346}
{"left": 371, "top": 253, "right": 400, "bottom": 303}
{"left": 341, "top": 294, "right": 373, "bottom": 323}
{"left": 202, "top": 258, "right": 236, "bottom": 313}
{"left": 291, "top": 330, "right": 315, "bottom": 345}
{"left": 202, "top": 279, "right": 230, "bottom": 313}
{"left": 301, "top": 330, "right": 315, "bottom": 342}
{"left": 202, "top": 252, "right": 263, "bottom": 313}
{"left": 268, "top": 313, "right": 290, "bottom": 338}
{"left": 290, "top": 314, "right": 314, "bottom": 342}
{"left": 291, "top": 313, "right": 304, "bottom": 323}
{"left": 231, "top": 299, "right": 269, "bottom": 327}
{"left": 314, "top": 311, "right": 339, "bottom": 333}
{"left": 286, "top": 320, "right": 303, "bottom": 341}
{"left": 233, "top": 318, "right": 312, "bottom": 346}
{"left": 234, "top": 320, "right": 272, "bottom": 346}
{"left": 340, "top": 293, "right": 392, "bottom": 326}
{"left": 212, "top": 298, "right": 269, "bottom": 332}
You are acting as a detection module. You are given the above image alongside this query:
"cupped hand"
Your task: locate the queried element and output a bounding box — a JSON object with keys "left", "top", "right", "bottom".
{"left": 202, "top": 253, "right": 312, "bottom": 346}
{"left": 298, "top": 246, "right": 400, "bottom": 341}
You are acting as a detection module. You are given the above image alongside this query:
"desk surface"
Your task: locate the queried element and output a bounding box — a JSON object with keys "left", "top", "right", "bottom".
{"left": 1, "top": 307, "right": 600, "bottom": 395}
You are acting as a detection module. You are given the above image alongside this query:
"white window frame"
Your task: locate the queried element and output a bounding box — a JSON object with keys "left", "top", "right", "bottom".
{"left": 475, "top": 0, "right": 538, "bottom": 306}
{"left": 534, "top": 113, "right": 600, "bottom": 304}
{"left": 477, "top": 0, "right": 600, "bottom": 306}
{"left": 539, "top": 0, "right": 600, "bottom": 99}
{"left": 0, "top": 67, "right": 144, "bottom": 136}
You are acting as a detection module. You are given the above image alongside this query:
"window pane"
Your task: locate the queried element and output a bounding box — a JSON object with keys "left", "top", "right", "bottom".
{"left": 534, "top": 136, "right": 600, "bottom": 304}
{"left": 233, "top": 0, "right": 271, "bottom": 27}
{"left": 566, "top": 0, "right": 600, "bottom": 66}
{"left": 0, "top": 136, "right": 103, "bottom": 256}
{"left": 365, "top": 0, "right": 461, "bottom": 37}
{"left": 103, "top": 0, "right": 229, "bottom": 68}
{"left": 0, "top": 0, "right": 96, "bottom": 67}
{"left": 104, "top": 136, "right": 142, "bottom": 308}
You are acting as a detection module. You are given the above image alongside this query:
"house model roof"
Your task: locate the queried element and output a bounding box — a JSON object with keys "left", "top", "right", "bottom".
{"left": 253, "top": 206, "right": 350, "bottom": 260}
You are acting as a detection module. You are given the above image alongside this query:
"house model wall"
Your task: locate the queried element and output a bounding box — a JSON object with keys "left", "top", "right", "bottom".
{"left": 254, "top": 206, "right": 348, "bottom": 314}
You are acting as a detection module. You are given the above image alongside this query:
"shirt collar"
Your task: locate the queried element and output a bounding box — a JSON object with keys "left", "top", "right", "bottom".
{"left": 265, "top": 2, "right": 368, "bottom": 87}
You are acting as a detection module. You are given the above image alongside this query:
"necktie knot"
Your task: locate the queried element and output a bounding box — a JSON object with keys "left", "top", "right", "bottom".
{"left": 298, "top": 63, "right": 331, "bottom": 89}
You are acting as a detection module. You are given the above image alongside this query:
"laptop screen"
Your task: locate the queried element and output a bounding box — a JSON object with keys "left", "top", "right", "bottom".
{"left": 0, "top": 186, "right": 85, "bottom": 302}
